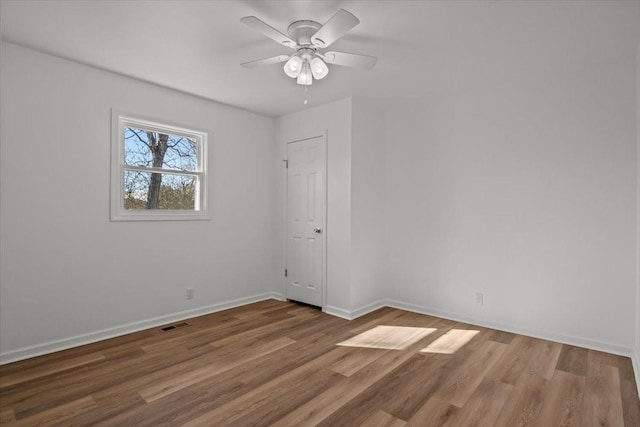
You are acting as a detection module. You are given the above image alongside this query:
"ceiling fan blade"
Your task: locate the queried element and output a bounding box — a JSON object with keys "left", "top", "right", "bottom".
{"left": 240, "top": 16, "right": 296, "bottom": 48}
{"left": 241, "top": 55, "right": 291, "bottom": 68}
{"left": 322, "top": 51, "right": 377, "bottom": 69}
{"left": 311, "top": 9, "right": 359, "bottom": 48}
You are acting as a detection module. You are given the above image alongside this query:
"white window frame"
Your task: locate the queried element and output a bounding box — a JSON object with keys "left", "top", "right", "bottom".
{"left": 110, "top": 110, "right": 209, "bottom": 221}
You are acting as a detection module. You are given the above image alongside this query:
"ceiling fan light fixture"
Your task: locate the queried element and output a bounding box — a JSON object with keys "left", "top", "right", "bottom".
{"left": 240, "top": 10, "right": 377, "bottom": 87}
{"left": 284, "top": 55, "right": 303, "bottom": 78}
{"left": 297, "top": 62, "right": 313, "bottom": 85}
{"left": 310, "top": 57, "right": 329, "bottom": 80}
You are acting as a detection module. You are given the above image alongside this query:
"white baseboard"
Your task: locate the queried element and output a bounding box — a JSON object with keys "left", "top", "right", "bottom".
{"left": 3, "top": 293, "right": 636, "bottom": 382}
{"left": 0, "top": 292, "right": 279, "bottom": 365}
{"left": 324, "top": 305, "right": 353, "bottom": 320}
{"left": 633, "top": 347, "right": 640, "bottom": 398}
{"left": 324, "top": 300, "right": 387, "bottom": 320}
{"left": 351, "top": 300, "right": 387, "bottom": 318}
{"left": 385, "top": 299, "right": 634, "bottom": 357}
{"left": 267, "top": 292, "right": 285, "bottom": 301}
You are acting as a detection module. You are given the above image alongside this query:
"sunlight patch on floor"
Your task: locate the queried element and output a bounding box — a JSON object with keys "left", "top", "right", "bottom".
{"left": 337, "top": 325, "right": 437, "bottom": 350}
{"left": 420, "top": 329, "right": 479, "bottom": 354}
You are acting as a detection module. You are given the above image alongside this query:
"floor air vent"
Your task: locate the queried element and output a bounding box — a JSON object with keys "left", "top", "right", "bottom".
{"left": 160, "top": 322, "right": 189, "bottom": 332}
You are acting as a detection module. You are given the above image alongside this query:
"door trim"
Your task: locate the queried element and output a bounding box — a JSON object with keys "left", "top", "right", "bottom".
{"left": 283, "top": 131, "right": 328, "bottom": 310}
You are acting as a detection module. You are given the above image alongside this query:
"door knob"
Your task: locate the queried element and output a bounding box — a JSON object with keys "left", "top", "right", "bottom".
{"left": 313, "top": 227, "right": 323, "bottom": 234}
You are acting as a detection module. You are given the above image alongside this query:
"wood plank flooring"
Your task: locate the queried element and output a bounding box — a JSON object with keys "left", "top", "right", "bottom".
{"left": 0, "top": 300, "right": 638, "bottom": 426}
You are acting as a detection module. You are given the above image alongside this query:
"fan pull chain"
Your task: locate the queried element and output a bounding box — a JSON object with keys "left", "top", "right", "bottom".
{"left": 304, "top": 86, "right": 309, "bottom": 105}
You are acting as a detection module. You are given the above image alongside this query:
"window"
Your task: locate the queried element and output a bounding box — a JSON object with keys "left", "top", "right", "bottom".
{"left": 111, "top": 111, "right": 209, "bottom": 221}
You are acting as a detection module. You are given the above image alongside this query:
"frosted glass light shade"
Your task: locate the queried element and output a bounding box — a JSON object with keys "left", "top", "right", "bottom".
{"left": 284, "top": 55, "right": 303, "bottom": 78}
{"left": 310, "top": 57, "right": 329, "bottom": 80}
{"left": 297, "top": 62, "right": 313, "bottom": 85}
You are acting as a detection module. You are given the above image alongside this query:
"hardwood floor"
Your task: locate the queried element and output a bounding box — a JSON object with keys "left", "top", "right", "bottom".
{"left": 0, "top": 300, "right": 638, "bottom": 426}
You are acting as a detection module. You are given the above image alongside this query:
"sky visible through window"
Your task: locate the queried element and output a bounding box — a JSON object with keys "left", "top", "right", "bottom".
{"left": 124, "top": 127, "right": 197, "bottom": 171}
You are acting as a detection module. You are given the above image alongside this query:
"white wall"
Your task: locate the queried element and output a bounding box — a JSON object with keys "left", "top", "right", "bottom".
{"left": 635, "top": 40, "right": 640, "bottom": 382}
{"left": 275, "top": 98, "right": 353, "bottom": 314}
{"left": 350, "top": 97, "right": 386, "bottom": 311}
{"left": 0, "top": 43, "right": 277, "bottom": 362}
{"left": 383, "top": 59, "right": 638, "bottom": 353}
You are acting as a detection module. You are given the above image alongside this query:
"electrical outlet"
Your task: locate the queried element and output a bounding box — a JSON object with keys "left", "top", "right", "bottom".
{"left": 475, "top": 292, "right": 483, "bottom": 305}
{"left": 186, "top": 288, "right": 194, "bottom": 300}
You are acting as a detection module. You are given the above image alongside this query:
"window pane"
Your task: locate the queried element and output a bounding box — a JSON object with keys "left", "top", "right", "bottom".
{"left": 124, "top": 127, "right": 197, "bottom": 171}
{"left": 124, "top": 170, "right": 196, "bottom": 210}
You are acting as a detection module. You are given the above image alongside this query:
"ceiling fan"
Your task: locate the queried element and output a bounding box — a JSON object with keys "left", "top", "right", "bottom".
{"left": 240, "top": 9, "right": 377, "bottom": 86}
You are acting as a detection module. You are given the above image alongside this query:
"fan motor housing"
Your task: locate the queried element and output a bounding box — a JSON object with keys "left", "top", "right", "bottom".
{"left": 287, "top": 20, "right": 322, "bottom": 47}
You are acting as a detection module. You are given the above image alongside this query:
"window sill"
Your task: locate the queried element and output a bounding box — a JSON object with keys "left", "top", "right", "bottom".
{"left": 110, "top": 211, "right": 211, "bottom": 222}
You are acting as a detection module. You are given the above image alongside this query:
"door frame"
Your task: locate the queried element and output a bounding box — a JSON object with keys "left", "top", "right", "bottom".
{"left": 283, "top": 130, "right": 328, "bottom": 310}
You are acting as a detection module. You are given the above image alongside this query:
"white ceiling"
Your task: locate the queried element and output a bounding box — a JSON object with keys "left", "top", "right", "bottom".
{"left": 1, "top": 0, "right": 638, "bottom": 117}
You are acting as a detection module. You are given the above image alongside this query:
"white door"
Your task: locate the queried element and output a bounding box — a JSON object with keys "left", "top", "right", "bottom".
{"left": 286, "top": 135, "right": 326, "bottom": 307}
